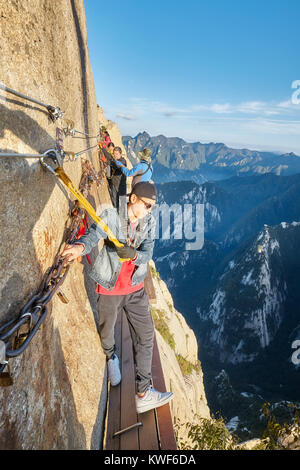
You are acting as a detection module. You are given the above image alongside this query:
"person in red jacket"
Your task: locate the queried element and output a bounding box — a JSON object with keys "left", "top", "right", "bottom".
{"left": 62, "top": 182, "right": 173, "bottom": 414}
{"left": 103, "top": 131, "right": 111, "bottom": 148}
{"left": 99, "top": 126, "right": 111, "bottom": 148}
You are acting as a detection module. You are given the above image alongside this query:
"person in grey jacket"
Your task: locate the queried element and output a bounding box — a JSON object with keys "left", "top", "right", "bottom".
{"left": 61, "top": 182, "right": 173, "bottom": 414}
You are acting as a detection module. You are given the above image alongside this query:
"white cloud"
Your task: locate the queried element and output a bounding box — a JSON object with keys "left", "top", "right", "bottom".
{"left": 116, "top": 112, "right": 137, "bottom": 121}
{"left": 277, "top": 99, "right": 297, "bottom": 109}
{"left": 209, "top": 103, "right": 232, "bottom": 114}
{"left": 242, "top": 118, "right": 300, "bottom": 135}
{"left": 120, "top": 97, "right": 300, "bottom": 119}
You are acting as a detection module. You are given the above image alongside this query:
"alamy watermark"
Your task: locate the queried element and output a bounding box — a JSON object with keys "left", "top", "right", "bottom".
{"left": 99, "top": 198, "right": 205, "bottom": 251}
{"left": 291, "top": 340, "right": 300, "bottom": 366}
{"left": 291, "top": 80, "right": 300, "bottom": 105}
{"left": 153, "top": 202, "right": 204, "bottom": 251}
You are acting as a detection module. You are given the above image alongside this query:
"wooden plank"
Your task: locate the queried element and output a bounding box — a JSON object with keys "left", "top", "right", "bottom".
{"left": 151, "top": 335, "right": 177, "bottom": 450}
{"left": 120, "top": 310, "right": 140, "bottom": 450}
{"left": 138, "top": 409, "right": 159, "bottom": 450}
{"left": 106, "top": 309, "right": 176, "bottom": 451}
{"left": 105, "top": 309, "right": 122, "bottom": 450}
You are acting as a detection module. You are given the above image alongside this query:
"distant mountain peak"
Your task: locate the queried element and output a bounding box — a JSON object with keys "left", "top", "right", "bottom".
{"left": 137, "top": 130, "right": 151, "bottom": 138}
{"left": 282, "top": 152, "right": 298, "bottom": 158}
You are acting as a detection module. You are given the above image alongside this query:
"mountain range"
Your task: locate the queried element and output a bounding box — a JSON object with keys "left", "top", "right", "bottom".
{"left": 152, "top": 176, "right": 300, "bottom": 438}
{"left": 123, "top": 131, "right": 300, "bottom": 183}
{"left": 123, "top": 133, "right": 300, "bottom": 438}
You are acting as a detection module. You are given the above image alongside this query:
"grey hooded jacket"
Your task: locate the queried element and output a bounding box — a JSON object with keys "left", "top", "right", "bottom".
{"left": 75, "top": 207, "right": 156, "bottom": 290}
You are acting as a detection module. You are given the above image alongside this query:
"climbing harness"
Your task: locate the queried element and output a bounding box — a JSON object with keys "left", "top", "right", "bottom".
{"left": 139, "top": 160, "right": 153, "bottom": 177}
{"left": 80, "top": 159, "right": 102, "bottom": 191}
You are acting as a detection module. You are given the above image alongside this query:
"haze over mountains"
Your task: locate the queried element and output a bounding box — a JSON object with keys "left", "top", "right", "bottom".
{"left": 123, "top": 132, "right": 300, "bottom": 438}
{"left": 123, "top": 131, "right": 300, "bottom": 183}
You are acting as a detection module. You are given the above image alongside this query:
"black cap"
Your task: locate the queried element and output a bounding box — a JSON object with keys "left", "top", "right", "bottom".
{"left": 130, "top": 182, "right": 157, "bottom": 201}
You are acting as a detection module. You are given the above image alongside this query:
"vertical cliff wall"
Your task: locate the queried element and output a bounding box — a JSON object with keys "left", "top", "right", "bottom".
{"left": 0, "top": 0, "right": 111, "bottom": 450}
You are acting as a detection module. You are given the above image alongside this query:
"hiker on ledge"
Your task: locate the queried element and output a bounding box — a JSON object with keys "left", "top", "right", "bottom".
{"left": 61, "top": 182, "right": 173, "bottom": 414}
{"left": 99, "top": 126, "right": 112, "bottom": 148}
{"left": 114, "top": 148, "right": 153, "bottom": 188}
{"left": 102, "top": 145, "right": 127, "bottom": 210}
{"left": 103, "top": 142, "right": 115, "bottom": 180}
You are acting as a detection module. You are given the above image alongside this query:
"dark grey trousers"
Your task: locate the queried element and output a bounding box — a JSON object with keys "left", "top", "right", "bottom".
{"left": 97, "top": 287, "right": 154, "bottom": 394}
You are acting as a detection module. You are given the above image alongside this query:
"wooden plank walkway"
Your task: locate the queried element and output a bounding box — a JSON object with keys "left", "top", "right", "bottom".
{"left": 105, "top": 266, "right": 177, "bottom": 450}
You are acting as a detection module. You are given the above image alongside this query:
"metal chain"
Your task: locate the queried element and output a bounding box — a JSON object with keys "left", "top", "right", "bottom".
{"left": 0, "top": 157, "right": 107, "bottom": 384}
{"left": 0, "top": 258, "right": 70, "bottom": 364}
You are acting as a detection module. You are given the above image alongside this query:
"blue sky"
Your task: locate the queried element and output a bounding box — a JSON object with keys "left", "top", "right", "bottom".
{"left": 85, "top": 0, "right": 300, "bottom": 154}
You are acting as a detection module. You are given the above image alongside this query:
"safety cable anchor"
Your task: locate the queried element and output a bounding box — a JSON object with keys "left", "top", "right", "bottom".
{"left": 47, "top": 105, "right": 63, "bottom": 123}
{"left": 62, "top": 119, "right": 76, "bottom": 137}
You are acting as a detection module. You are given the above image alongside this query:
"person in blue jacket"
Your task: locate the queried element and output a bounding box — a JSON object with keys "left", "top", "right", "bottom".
{"left": 115, "top": 148, "right": 153, "bottom": 188}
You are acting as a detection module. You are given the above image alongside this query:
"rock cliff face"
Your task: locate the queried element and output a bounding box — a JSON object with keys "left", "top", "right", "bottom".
{"left": 0, "top": 0, "right": 110, "bottom": 450}
{"left": 201, "top": 222, "right": 300, "bottom": 364}
{"left": 0, "top": 0, "right": 210, "bottom": 450}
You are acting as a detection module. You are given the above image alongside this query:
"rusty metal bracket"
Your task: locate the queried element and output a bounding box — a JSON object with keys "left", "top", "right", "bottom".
{"left": 113, "top": 422, "right": 143, "bottom": 438}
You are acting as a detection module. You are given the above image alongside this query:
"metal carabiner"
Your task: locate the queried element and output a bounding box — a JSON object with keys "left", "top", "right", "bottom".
{"left": 40, "top": 148, "right": 63, "bottom": 174}
{"left": 62, "top": 119, "right": 75, "bottom": 137}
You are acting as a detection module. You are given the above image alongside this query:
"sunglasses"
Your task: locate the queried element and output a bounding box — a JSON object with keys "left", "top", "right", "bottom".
{"left": 138, "top": 197, "right": 155, "bottom": 211}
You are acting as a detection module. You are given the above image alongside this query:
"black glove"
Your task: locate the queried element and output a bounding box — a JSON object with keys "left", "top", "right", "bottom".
{"left": 116, "top": 244, "right": 137, "bottom": 260}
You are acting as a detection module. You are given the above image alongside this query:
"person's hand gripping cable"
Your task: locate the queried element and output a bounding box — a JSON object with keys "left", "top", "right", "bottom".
{"left": 61, "top": 241, "right": 134, "bottom": 263}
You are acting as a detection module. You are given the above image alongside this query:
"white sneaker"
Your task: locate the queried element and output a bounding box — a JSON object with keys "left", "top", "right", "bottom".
{"left": 107, "top": 354, "right": 121, "bottom": 386}
{"left": 136, "top": 386, "right": 173, "bottom": 414}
